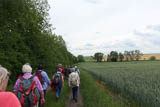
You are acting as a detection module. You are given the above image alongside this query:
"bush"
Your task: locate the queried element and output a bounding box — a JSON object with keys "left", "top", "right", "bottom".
{"left": 149, "top": 56, "right": 156, "bottom": 60}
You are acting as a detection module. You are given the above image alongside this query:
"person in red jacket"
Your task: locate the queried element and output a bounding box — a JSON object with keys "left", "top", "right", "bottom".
{"left": 56, "top": 64, "right": 65, "bottom": 75}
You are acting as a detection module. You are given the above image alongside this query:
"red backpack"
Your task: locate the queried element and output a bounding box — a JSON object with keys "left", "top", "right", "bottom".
{"left": 17, "top": 76, "right": 40, "bottom": 107}
{"left": 35, "top": 70, "right": 44, "bottom": 85}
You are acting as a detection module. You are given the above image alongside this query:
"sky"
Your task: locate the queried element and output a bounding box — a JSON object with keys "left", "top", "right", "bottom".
{"left": 48, "top": 0, "right": 160, "bottom": 56}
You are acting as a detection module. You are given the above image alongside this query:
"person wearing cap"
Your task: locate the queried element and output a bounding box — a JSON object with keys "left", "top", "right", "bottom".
{"left": 14, "top": 63, "right": 45, "bottom": 107}
{"left": 74, "top": 66, "right": 80, "bottom": 74}
{"left": 68, "top": 68, "right": 80, "bottom": 102}
{"left": 52, "top": 68, "right": 64, "bottom": 100}
{"left": 0, "top": 65, "right": 21, "bottom": 107}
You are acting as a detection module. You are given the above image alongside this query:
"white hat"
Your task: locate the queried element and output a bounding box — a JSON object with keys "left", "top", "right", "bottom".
{"left": 22, "top": 63, "right": 32, "bottom": 73}
{"left": 58, "top": 64, "right": 62, "bottom": 66}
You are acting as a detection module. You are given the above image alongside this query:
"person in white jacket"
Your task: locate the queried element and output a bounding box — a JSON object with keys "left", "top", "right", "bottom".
{"left": 68, "top": 68, "right": 80, "bottom": 102}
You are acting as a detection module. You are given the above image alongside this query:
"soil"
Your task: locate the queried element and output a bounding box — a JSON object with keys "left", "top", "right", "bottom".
{"left": 66, "top": 88, "right": 83, "bottom": 107}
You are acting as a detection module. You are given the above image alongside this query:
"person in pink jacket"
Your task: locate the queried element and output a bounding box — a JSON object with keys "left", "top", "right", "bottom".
{"left": 0, "top": 65, "right": 21, "bottom": 107}
{"left": 14, "top": 63, "right": 45, "bottom": 107}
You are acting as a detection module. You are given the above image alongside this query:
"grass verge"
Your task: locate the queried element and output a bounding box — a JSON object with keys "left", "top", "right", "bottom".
{"left": 80, "top": 69, "right": 126, "bottom": 107}
{"left": 45, "top": 80, "right": 70, "bottom": 107}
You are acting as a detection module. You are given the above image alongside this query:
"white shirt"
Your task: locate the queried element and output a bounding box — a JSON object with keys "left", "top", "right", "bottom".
{"left": 68, "top": 72, "right": 80, "bottom": 87}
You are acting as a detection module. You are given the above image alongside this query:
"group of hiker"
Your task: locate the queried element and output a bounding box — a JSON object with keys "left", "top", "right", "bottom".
{"left": 0, "top": 63, "right": 80, "bottom": 107}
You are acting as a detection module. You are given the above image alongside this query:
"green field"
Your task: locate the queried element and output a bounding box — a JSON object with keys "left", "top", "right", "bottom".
{"left": 79, "top": 61, "right": 160, "bottom": 107}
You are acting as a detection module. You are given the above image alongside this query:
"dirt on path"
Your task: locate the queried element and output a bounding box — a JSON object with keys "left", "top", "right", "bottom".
{"left": 66, "top": 88, "right": 83, "bottom": 107}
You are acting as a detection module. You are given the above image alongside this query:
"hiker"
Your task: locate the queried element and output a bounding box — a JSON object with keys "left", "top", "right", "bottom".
{"left": 56, "top": 64, "right": 66, "bottom": 75}
{"left": 14, "top": 63, "right": 45, "bottom": 107}
{"left": 0, "top": 65, "right": 21, "bottom": 107}
{"left": 52, "top": 68, "right": 64, "bottom": 100}
{"left": 35, "top": 64, "right": 51, "bottom": 96}
{"left": 68, "top": 68, "right": 80, "bottom": 102}
{"left": 17, "top": 72, "right": 24, "bottom": 79}
{"left": 74, "top": 66, "right": 80, "bottom": 74}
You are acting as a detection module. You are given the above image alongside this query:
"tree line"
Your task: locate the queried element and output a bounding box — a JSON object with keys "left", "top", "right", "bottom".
{"left": 94, "top": 50, "right": 143, "bottom": 62}
{"left": 0, "top": 0, "right": 77, "bottom": 81}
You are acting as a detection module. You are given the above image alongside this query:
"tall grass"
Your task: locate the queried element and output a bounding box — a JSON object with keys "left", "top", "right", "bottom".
{"left": 80, "top": 61, "right": 160, "bottom": 107}
{"left": 80, "top": 69, "right": 126, "bottom": 107}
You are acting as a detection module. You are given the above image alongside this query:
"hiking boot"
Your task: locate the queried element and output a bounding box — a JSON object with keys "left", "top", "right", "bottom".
{"left": 75, "top": 99, "right": 78, "bottom": 103}
{"left": 56, "top": 96, "right": 59, "bottom": 101}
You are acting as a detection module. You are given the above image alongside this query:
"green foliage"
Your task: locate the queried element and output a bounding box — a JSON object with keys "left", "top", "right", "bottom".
{"left": 77, "top": 55, "right": 85, "bottom": 62}
{"left": 110, "top": 51, "right": 118, "bottom": 62}
{"left": 80, "top": 69, "right": 126, "bottom": 107}
{"left": 118, "top": 52, "right": 124, "bottom": 62}
{"left": 124, "top": 50, "right": 143, "bottom": 61}
{"left": 94, "top": 52, "right": 104, "bottom": 62}
{"left": 80, "top": 61, "right": 160, "bottom": 107}
{"left": 149, "top": 56, "right": 156, "bottom": 61}
{"left": 0, "top": 0, "right": 76, "bottom": 80}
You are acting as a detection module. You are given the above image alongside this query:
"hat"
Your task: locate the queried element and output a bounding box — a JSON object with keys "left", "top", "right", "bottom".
{"left": 22, "top": 63, "right": 32, "bottom": 73}
{"left": 75, "top": 66, "right": 77, "bottom": 68}
{"left": 58, "top": 64, "right": 62, "bottom": 66}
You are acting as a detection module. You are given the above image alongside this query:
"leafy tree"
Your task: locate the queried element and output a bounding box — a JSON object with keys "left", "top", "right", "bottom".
{"left": 110, "top": 51, "right": 118, "bottom": 62}
{"left": 107, "top": 54, "right": 111, "bottom": 62}
{"left": 134, "top": 50, "right": 143, "bottom": 61}
{"left": 0, "top": 0, "right": 76, "bottom": 80}
{"left": 149, "top": 56, "right": 156, "bottom": 61}
{"left": 77, "top": 55, "right": 85, "bottom": 62}
{"left": 130, "top": 50, "right": 135, "bottom": 61}
{"left": 124, "top": 51, "right": 130, "bottom": 61}
{"left": 94, "top": 52, "right": 104, "bottom": 62}
{"left": 119, "top": 52, "right": 124, "bottom": 62}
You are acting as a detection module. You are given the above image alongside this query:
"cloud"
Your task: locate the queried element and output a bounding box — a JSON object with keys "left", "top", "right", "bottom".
{"left": 147, "top": 25, "right": 160, "bottom": 32}
{"left": 95, "top": 32, "right": 101, "bottom": 34}
{"left": 48, "top": 0, "right": 160, "bottom": 56}
{"left": 84, "top": 0, "right": 99, "bottom": 4}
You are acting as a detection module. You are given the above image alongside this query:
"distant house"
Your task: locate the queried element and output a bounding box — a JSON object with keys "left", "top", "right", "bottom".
{"left": 102, "top": 53, "right": 160, "bottom": 61}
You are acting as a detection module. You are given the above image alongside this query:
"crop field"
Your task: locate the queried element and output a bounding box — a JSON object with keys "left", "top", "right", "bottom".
{"left": 79, "top": 61, "right": 160, "bottom": 107}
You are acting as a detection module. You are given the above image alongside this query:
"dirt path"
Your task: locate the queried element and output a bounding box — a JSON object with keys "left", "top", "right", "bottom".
{"left": 66, "top": 88, "right": 83, "bottom": 107}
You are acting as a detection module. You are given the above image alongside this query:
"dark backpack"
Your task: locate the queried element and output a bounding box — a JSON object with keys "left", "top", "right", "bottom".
{"left": 17, "top": 76, "right": 40, "bottom": 107}
{"left": 53, "top": 72, "right": 62, "bottom": 86}
{"left": 35, "top": 70, "right": 44, "bottom": 85}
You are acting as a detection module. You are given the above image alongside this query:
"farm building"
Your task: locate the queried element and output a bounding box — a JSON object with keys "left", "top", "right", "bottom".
{"left": 102, "top": 53, "right": 160, "bottom": 61}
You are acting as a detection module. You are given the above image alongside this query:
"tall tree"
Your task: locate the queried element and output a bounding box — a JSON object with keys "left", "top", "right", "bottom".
{"left": 0, "top": 0, "right": 76, "bottom": 80}
{"left": 119, "top": 52, "right": 124, "bottom": 62}
{"left": 77, "top": 55, "right": 85, "bottom": 62}
{"left": 110, "top": 51, "right": 118, "bottom": 62}
{"left": 134, "top": 50, "right": 143, "bottom": 61}
{"left": 94, "top": 52, "right": 104, "bottom": 62}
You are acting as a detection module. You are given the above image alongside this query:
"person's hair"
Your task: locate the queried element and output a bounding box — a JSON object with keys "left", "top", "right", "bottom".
{"left": 0, "top": 66, "right": 9, "bottom": 87}
{"left": 38, "top": 64, "right": 44, "bottom": 70}
{"left": 22, "top": 63, "right": 32, "bottom": 73}
{"left": 57, "top": 68, "right": 62, "bottom": 72}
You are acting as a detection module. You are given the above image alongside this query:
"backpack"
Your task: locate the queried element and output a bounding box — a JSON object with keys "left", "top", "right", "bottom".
{"left": 17, "top": 76, "right": 40, "bottom": 107}
{"left": 70, "top": 74, "right": 78, "bottom": 86}
{"left": 53, "top": 72, "right": 62, "bottom": 86}
{"left": 35, "top": 70, "right": 44, "bottom": 85}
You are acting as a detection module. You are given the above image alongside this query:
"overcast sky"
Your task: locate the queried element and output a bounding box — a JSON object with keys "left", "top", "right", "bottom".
{"left": 48, "top": 0, "right": 160, "bottom": 56}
